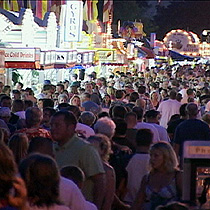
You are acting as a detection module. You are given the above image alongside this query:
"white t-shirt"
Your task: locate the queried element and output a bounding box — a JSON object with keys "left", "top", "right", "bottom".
{"left": 135, "top": 122, "right": 160, "bottom": 143}
{"left": 150, "top": 123, "right": 170, "bottom": 142}
{"left": 59, "top": 177, "right": 88, "bottom": 210}
{"left": 124, "top": 153, "right": 150, "bottom": 204}
{"left": 76, "top": 123, "right": 95, "bottom": 138}
{"left": 158, "top": 99, "right": 181, "bottom": 128}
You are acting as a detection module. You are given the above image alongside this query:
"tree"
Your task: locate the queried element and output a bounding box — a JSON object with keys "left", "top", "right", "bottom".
{"left": 113, "top": 0, "right": 157, "bottom": 36}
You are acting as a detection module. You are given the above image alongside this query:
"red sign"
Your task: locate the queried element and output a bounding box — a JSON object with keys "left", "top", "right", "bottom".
{"left": 5, "top": 62, "right": 40, "bottom": 69}
{"left": 1, "top": 48, "right": 41, "bottom": 69}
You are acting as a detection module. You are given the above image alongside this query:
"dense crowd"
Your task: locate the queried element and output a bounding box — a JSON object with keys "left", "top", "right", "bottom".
{"left": 0, "top": 64, "right": 210, "bottom": 210}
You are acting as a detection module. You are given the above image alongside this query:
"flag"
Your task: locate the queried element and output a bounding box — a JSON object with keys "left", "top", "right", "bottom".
{"left": 36, "top": 0, "right": 53, "bottom": 19}
{"left": 92, "top": 0, "right": 98, "bottom": 21}
{"left": 17, "top": 0, "right": 24, "bottom": 9}
{"left": 3, "top": 0, "right": 11, "bottom": 10}
{"left": 27, "top": 0, "right": 32, "bottom": 9}
{"left": 30, "top": 1, "right": 37, "bottom": 14}
{"left": 83, "top": 0, "right": 98, "bottom": 21}
{"left": 83, "top": 0, "right": 93, "bottom": 21}
{"left": 36, "top": 0, "right": 43, "bottom": 19}
{"left": 103, "top": 0, "right": 113, "bottom": 23}
{"left": 11, "top": 0, "right": 19, "bottom": 11}
{"left": 2, "top": 0, "right": 24, "bottom": 12}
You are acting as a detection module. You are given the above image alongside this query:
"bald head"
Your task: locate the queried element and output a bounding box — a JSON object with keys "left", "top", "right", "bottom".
{"left": 186, "top": 103, "right": 198, "bottom": 118}
{"left": 25, "top": 107, "right": 42, "bottom": 128}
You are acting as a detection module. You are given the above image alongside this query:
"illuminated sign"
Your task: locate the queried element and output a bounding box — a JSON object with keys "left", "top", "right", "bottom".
{"left": 56, "top": 51, "right": 68, "bottom": 64}
{"left": 96, "top": 50, "right": 116, "bottom": 61}
{"left": 77, "top": 53, "right": 83, "bottom": 64}
{"left": 40, "top": 51, "right": 56, "bottom": 66}
{"left": 184, "top": 141, "right": 210, "bottom": 159}
{"left": 163, "top": 29, "right": 200, "bottom": 55}
{"left": 75, "top": 32, "right": 93, "bottom": 49}
{"left": 76, "top": 52, "right": 94, "bottom": 64}
{"left": 64, "top": 1, "right": 83, "bottom": 42}
{"left": 67, "top": 51, "right": 77, "bottom": 63}
{"left": 2, "top": 48, "right": 39, "bottom": 62}
{"left": 88, "top": 52, "right": 94, "bottom": 63}
{"left": 188, "top": 146, "right": 210, "bottom": 155}
{"left": 40, "top": 52, "right": 45, "bottom": 65}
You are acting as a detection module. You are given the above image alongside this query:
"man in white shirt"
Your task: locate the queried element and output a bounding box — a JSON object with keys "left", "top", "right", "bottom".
{"left": 144, "top": 110, "right": 170, "bottom": 142}
{"left": 133, "top": 106, "right": 160, "bottom": 143}
{"left": 124, "top": 129, "right": 153, "bottom": 205}
{"left": 158, "top": 90, "right": 181, "bottom": 128}
{"left": 67, "top": 105, "right": 95, "bottom": 139}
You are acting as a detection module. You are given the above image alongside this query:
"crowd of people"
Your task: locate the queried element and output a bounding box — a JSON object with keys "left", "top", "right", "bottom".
{"left": 0, "top": 63, "right": 210, "bottom": 210}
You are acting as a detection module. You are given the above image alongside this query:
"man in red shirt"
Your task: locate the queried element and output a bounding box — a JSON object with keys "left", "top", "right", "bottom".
{"left": 16, "top": 107, "right": 51, "bottom": 141}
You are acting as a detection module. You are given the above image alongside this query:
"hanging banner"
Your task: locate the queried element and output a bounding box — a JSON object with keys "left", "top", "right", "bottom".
{"left": 64, "top": 1, "right": 83, "bottom": 42}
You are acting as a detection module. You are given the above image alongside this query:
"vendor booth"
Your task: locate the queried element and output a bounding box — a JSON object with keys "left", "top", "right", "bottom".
{"left": 183, "top": 141, "right": 210, "bottom": 209}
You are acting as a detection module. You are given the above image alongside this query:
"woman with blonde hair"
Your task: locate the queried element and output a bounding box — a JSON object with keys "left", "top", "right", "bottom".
{"left": 88, "top": 134, "right": 115, "bottom": 210}
{"left": 131, "top": 141, "right": 182, "bottom": 210}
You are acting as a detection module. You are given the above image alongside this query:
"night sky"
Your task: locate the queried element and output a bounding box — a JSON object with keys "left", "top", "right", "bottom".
{"left": 98, "top": 0, "right": 210, "bottom": 39}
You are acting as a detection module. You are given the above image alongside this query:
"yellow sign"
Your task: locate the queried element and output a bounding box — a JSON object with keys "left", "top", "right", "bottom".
{"left": 95, "top": 49, "right": 116, "bottom": 62}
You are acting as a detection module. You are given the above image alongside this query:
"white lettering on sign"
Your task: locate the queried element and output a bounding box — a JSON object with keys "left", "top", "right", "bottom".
{"left": 45, "top": 51, "right": 51, "bottom": 65}
{"left": 51, "top": 51, "right": 56, "bottom": 64}
{"left": 77, "top": 53, "right": 83, "bottom": 64}
{"left": 67, "top": 51, "right": 73, "bottom": 63}
{"left": 73, "top": 51, "right": 77, "bottom": 63}
{"left": 88, "top": 52, "right": 94, "bottom": 63}
{"left": 40, "top": 52, "right": 45, "bottom": 65}
{"left": 83, "top": 53, "right": 88, "bottom": 64}
{"left": 3, "top": 49, "right": 36, "bottom": 62}
{"left": 64, "top": 1, "right": 83, "bottom": 42}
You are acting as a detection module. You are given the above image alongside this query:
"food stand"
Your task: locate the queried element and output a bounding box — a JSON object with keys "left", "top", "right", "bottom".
{"left": 183, "top": 141, "right": 210, "bottom": 209}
